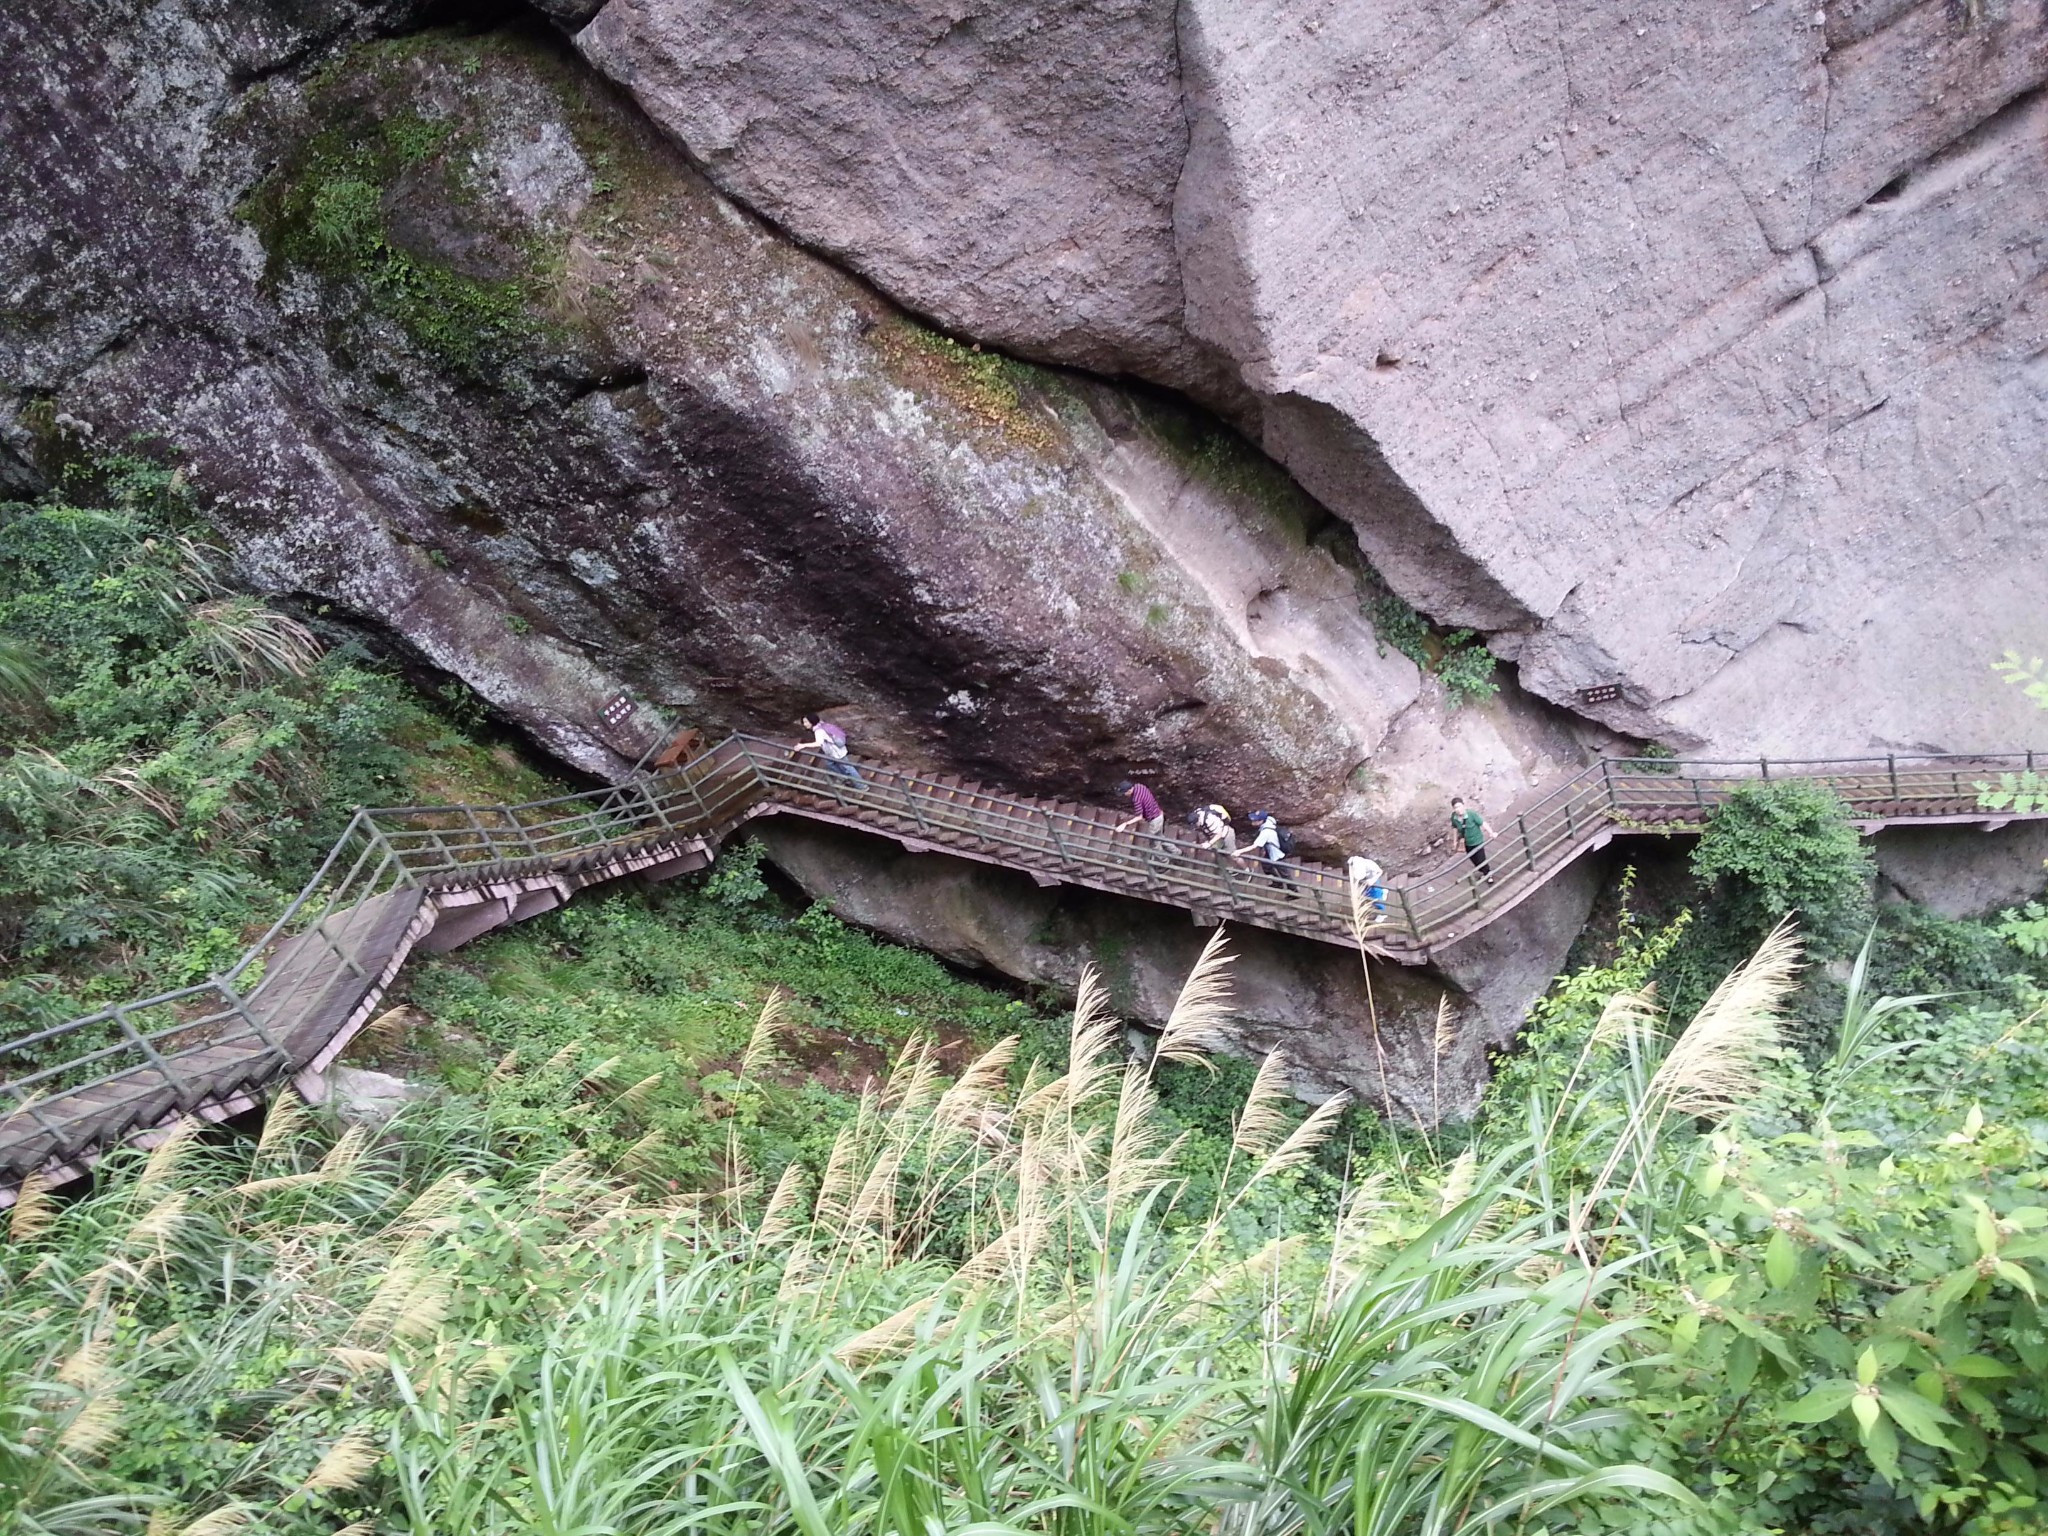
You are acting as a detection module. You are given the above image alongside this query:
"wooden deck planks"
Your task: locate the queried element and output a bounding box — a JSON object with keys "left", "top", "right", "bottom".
{"left": 9, "top": 742, "right": 2044, "bottom": 1197}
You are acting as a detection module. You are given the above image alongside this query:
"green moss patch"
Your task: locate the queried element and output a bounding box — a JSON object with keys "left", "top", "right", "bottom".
{"left": 242, "top": 34, "right": 556, "bottom": 381}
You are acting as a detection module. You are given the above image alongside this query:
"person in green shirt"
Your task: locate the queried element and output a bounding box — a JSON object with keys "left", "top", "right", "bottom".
{"left": 1450, "top": 797, "right": 1495, "bottom": 881}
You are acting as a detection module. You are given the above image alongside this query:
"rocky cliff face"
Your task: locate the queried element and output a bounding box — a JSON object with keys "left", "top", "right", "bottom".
{"left": 577, "top": 0, "right": 2048, "bottom": 760}
{"left": 0, "top": 0, "right": 1603, "bottom": 866}
{"left": 8, "top": 0, "right": 2040, "bottom": 1113}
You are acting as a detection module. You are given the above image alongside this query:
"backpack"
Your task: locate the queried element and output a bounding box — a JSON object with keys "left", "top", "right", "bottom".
{"left": 818, "top": 721, "right": 847, "bottom": 748}
{"left": 1272, "top": 826, "right": 1296, "bottom": 858}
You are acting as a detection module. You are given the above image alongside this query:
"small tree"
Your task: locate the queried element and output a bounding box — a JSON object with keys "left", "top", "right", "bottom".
{"left": 1691, "top": 780, "right": 1875, "bottom": 951}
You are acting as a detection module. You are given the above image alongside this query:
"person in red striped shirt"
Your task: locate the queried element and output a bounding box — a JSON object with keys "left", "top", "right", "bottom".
{"left": 1115, "top": 779, "right": 1165, "bottom": 836}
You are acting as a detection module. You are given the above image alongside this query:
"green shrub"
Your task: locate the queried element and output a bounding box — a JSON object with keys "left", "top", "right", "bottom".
{"left": 1366, "top": 600, "right": 1498, "bottom": 707}
{"left": 1435, "top": 630, "right": 1500, "bottom": 707}
{"left": 0, "top": 469, "right": 415, "bottom": 1006}
{"left": 1690, "top": 780, "right": 1876, "bottom": 951}
{"left": 1367, "top": 593, "right": 1431, "bottom": 666}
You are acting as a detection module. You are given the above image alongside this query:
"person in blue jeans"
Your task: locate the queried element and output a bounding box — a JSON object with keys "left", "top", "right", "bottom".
{"left": 799, "top": 714, "right": 862, "bottom": 782}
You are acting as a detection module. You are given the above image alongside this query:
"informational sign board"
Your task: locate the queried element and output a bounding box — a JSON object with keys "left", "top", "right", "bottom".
{"left": 601, "top": 692, "right": 635, "bottom": 729}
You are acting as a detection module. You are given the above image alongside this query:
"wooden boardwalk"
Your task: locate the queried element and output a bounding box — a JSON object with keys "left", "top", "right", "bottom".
{"left": 4, "top": 736, "right": 2043, "bottom": 1202}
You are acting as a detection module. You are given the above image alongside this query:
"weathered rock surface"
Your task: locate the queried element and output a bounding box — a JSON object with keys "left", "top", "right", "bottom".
{"left": 576, "top": 0, "right": 1211, "bottom": 385}
{"left": 575, "top": 0, "right": 2048, "bottom": 761}
{"left": 0, "top": 3, "right": 1600, "bottom": 866}
{"left": 299, "top": 1064, "right": 425, "bottom": 1126}
{"left": 751, "top": 817, "right": 1600, "bottom": 1117}
{"left": 1873, "top": 823, "right": 2048, "bottom": 919}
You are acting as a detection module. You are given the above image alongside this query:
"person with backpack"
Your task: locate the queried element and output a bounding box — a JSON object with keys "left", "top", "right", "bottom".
{"left": 1114, "top": 779, "right": 1165, "bottom": 837}
{"left": 1450, "top": 796, "right": 1494, "bottom": 881}
{"left": 798, "top": 714, "right": 862, "bottom": 783}
{"left": 1190, "top": 802, "right": 1236, "bottom": 854}
{"left": 1235, "top": 810, "right": 1297, "bottom": 895}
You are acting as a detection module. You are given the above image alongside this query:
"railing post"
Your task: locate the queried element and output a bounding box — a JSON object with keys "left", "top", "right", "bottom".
{"left": 906, "top": 779, "right": 933, "bottom": 836}
{"left": 1888, "top": 754, "right": 1898, "bottom": 800}
{"left": 109, "top": 1003, "right": 192, "bottom": 1111}
{"left": 1396, "top": 884, "right": 1421, "bottom": 945}
{"left": 3, "top": 1081, "right": 73, "bottom": 1156}
{"left": 1517, "top": 814, "right": 1534, "bottom": 872}
{"left": 1041, "top": 808, "right": 1070, "bottom": 862}
{"left": 1760, "top": 757, "right": 1771, "bottom": 780}
{"left": 1601, "top": 758, "right": 1616, "bottom": 809}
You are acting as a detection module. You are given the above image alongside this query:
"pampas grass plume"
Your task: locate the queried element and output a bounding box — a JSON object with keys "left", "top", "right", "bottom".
{"left": 300, "top": 1424, "right": 381, "bottom": 1494}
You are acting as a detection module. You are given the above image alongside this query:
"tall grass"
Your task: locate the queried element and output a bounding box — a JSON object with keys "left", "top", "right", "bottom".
{"left": 0, "top": 936, "right": 1778, "bottom": 1534}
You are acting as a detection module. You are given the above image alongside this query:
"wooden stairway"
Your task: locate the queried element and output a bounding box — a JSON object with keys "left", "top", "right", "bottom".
{"left": 4, "top": 736, "right": 2043, "bottom": 1202}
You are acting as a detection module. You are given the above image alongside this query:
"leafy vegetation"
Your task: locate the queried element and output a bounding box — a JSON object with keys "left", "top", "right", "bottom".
{"left": 243, "top": 38, "right": 548, "bottom": 380}
{"left": 1366, "top": 594, "right": 1499, "bottom": 708}
{"left": 1654, "top": 780, "right": 1880, "bottom": 1033}
{"left": 18, "top": 885, "right": 2048, "bottom": 1534}
{"left": 9, "top": 463, "right": 2048, "bottom": 1532}
{"left": 1690, "top": 781, "right": 1876, "bottom": 953}
{"left": 0, "top": 462, "right": 548, "bottom": 1027}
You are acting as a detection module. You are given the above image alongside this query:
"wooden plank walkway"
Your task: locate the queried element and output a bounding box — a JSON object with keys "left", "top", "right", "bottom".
{"left": 5, "top": 736, "right": 2044, "bottom": 1202}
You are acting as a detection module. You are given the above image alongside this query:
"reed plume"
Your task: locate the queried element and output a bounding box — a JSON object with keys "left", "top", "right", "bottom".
{"left": 738, "top": 987, "right": 791, "bottom": 1082}
{"left": 1153, "top": 928, "right": 1234, "bottom": 1069}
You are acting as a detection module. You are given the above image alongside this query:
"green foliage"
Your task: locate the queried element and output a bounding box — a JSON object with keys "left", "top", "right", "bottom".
{"left": 1641, "top": 1093, "right": 2048, "bottom": 1533}
{"left": 1691, "top": 780, "right": 1876, "bottom": 951}
{"left": 1978, "top": 769, "right": 2048, "bottom": 816}
{"left": 243, "top": 43, "right": 541, "bottom": 379}
{"left": 403, "top": 879, "right": 1041, "bottom": 1192}
{"left": 1994, "top": 651, "right": 2048, "bottom": 712}
{"left": 0, "top": 474, "right": 381, "bottom": 1006}
{"left": 3, "top": 971, "right": 1695, "bottom": 1536}
{"left": 1366, "top": 598, "right": 1498, "bottom": 707}
{"left": 700, "top": 835, "right": 771, "bottom": 908}
{"left": 1979, "top": 652, "right": 2048, "bottom": 812}
{"left": 1367, "top": 593, "right": 1432, "bottom": 667}
{"left": 1863, "top": 902, "right": 2025, "bottom": 999}
{"left": 1997, "top": 901, "right": 2048, "bottom": 960}
{"left": 1634, "top": 742, "right": 1681, "bottom": 774}
{"left": 1435, "top": 629, "right": 1500, "bottom": 707}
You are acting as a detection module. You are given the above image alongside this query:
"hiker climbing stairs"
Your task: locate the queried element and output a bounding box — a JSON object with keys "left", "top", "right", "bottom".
{"left": 3, "top": 735, "right": 2042, "bottom": 1202}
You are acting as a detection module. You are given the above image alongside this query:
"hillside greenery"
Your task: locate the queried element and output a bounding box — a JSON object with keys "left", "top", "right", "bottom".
{"left": 7, "top": 467, "right": 2048, "bottom": 1533}
{"left": 0, "top": 459, "right": 557, "bottom": 1030}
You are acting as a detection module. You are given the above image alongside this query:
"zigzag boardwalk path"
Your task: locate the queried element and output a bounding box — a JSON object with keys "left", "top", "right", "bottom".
{"left": 4, "top": 736, "right": 2041, "bottom": 1201}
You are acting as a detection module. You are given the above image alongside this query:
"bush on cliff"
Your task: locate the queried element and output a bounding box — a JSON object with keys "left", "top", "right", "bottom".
{"left": 0, "top": 460, "right": 548, "bottom": 1025}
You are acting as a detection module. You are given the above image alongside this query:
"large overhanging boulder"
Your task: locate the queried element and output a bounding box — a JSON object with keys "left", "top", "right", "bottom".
{"left": 0, "top": 3, "right": 1596, "bottom": 866}
{"left": 575, "top": 0, "right": 2048, "bottom": 758}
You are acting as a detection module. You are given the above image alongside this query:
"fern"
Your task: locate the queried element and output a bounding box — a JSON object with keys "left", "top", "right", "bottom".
{"left": 1976, "top": 770, "right": 2048, "bottom": 815}
{"left": 1993, "top": 650, "right": 2048, "bottom": 711}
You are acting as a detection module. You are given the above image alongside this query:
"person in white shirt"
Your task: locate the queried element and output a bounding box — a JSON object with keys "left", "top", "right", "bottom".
{"left": 1234, "top": 810, "right": 1296, "bottom": 895}
{"left": 798, "top": 714, "right": 862, "bottom": 782}
{"left": 1191, "top": 803, "right": 1236, "bottom": 854}
{"left": 1346, "top": 854, "right": 1387, "bottom": 916}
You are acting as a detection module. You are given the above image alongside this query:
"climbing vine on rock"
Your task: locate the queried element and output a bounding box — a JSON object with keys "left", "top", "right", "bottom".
{"left": 1366, "top": 594, "right": 1499, "bottom": 707}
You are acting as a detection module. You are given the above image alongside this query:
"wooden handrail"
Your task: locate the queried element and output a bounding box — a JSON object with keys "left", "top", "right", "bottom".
{"left": 4, "top": 735, "right": 2044, "bottom": 1192}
